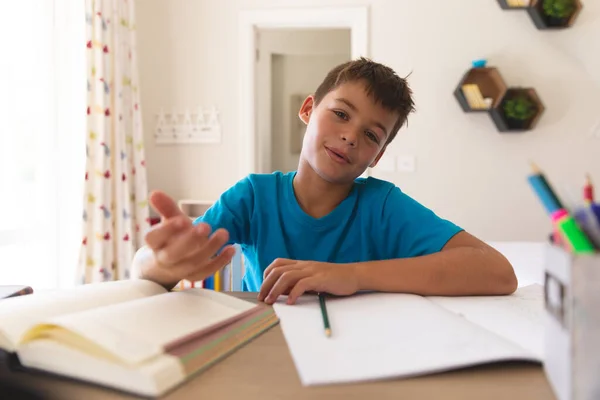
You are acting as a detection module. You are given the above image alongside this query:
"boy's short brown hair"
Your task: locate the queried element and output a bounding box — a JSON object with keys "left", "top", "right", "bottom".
{"left": 313, "top": 57, "right": 415, "bottom": 145}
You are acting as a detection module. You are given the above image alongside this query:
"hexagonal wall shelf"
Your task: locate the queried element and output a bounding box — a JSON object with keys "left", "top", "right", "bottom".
{"left": 490, "top": 88, "right": 545, "bottom": 132}
{"left": 454, "top": 67, "right": 507, "bottom": 113}
{"left": 527, "top": 0, "right": 583, "bottom": 29}
{"left": 454, "top": 62, "right": 545, "bottom": 133}
{"left": 497, "top": 0, "right": 583, "bottom": 29}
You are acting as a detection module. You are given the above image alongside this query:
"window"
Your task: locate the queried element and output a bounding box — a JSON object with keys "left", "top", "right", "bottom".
{"left": 0, "top": 1, "right": 86, "bottom": 289}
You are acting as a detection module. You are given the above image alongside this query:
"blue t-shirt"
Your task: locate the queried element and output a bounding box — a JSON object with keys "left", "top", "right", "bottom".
{"left": 194, "top": 171, "right": 463, "bottom": 292}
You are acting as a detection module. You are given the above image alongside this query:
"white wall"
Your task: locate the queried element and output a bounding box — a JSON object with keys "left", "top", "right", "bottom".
{"left": 135, "top": 0, "right": 600, "bottom": 241}
{"left": 271, "top": 53, "right": 351, "bottom": 172}
{"left": 256, "top": 28, "right": 351, "bottom": 173}
{"left": 255, "top": 28, "right": 350, "bottom": 173}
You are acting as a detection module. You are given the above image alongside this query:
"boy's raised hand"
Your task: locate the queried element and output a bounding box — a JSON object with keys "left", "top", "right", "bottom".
{"left": 257, "top": 259, "right": 360, "bottom": 305}
{"left": 142, "top": 191, "right": 236, "bottom": 286}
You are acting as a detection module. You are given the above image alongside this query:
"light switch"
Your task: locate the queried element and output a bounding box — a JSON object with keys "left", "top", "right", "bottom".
{"left": 396, "top": 155, "right": 416, "bottom": 172}
{"left": 590, "top": 118, "right": 600, "bottom": 138}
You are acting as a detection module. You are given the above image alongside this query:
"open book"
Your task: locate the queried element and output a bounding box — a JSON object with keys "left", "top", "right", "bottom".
{"left": 273, "top": 284, "right": 543, "bottom": 386}
{"left": 0, "top": 279, "right": 278, "bottom": 397}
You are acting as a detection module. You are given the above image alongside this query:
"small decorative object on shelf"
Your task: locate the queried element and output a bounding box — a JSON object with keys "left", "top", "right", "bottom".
{"left": 497, "top": 0, "right": 532, "bottom": 10}
{"left": 497, "top": 0, "right": 583, "bottom": 29}
{"left": 527, "top": 0, "right": 583, "bottom": 29}
{"left": 454, "top": 61, "right": 545, "bottom": 133}
{"left": 490, "top": 88, "right": 545, "bottom": 132}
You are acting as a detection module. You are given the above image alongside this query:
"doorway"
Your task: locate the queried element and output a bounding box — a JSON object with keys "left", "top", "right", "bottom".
{"left": 256, "top": 28, "right": 351, "bottom": 173}
{"left": 238, "top": 6, "right": 369, "bottom": 179}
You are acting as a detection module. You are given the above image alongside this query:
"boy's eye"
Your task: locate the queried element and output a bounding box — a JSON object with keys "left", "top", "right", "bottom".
{"left": 366, "top": 131, "right": 379, "bottom": 143}
{"left": 333, "top": 110, "right": 348, "bottom": 120}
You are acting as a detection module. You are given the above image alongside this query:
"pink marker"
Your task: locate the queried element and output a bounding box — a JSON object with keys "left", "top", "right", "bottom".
{"left": 551, "top": 209, "right": 568, "bottom": 248}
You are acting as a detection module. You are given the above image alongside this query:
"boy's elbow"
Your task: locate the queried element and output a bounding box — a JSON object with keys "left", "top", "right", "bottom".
{"left": 501, "top": 268, "right": 519, "bottom": 295}
{"left": 131, "top": 245, "right": 152, "bottom": 280}
{"left": 476, "top": 245, "right": 518, "bottom": 295}
{"left": 495, "top": 255, "right": 518, "bottom": 295}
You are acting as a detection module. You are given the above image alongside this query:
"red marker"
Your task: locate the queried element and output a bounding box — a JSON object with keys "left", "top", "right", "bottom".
{"left": 584, "top": 173, "right": 594, "bottom": 205}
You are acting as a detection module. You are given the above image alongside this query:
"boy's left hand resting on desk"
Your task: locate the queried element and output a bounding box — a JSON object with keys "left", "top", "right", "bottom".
{"left": 258, "top": 259, "right": 360, "bottom": 305}
{"left": 259, "top": 231, "right": 518, "bottom": 305}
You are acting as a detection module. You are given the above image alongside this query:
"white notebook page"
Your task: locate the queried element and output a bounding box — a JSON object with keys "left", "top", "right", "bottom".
{"left": 428, "top": 284, "right": 544, "bottom": 359}
{"left": 273, "top": 292, "right": 536, "bottom": 386}
{"left": 0, "top": 280, "right": 166, "bottom": 350}
{"left": 30, "top": 288, "right": 257, "bottom": 365}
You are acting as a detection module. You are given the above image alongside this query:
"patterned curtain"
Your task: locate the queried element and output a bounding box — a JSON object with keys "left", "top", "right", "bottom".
{"left": 78, "top": 0, "right": 150, "bottom": 284}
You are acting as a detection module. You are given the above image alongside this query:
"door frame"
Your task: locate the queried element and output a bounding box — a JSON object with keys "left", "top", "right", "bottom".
{"left": 238, "top": 6, "right": 370, "bottom": 179}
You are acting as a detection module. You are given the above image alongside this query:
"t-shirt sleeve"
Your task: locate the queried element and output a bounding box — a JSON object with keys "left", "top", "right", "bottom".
{"left": 379, "top": 185, "right": 463, "bottom": 259}
{"left": 192, "top": 176, "right": 254, "bottom": 246}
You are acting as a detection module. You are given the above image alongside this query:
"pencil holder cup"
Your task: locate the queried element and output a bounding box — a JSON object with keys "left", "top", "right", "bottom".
{"left": 543, "top": 245, "right": 600, "bottom": 400}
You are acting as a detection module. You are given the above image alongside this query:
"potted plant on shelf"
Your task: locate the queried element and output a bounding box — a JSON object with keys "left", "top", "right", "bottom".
{"left": 502, "top": 93, "right": 537, "bottom": 130}
{"left": 541, "top": 0, "right": 577, "bottom": 27}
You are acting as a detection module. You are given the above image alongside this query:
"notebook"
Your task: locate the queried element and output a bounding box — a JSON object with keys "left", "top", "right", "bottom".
{"left": 273, "top": 284, "right": 543, "bottom": 386}
{"left": 0, "top": 279, "right": 278, "bottom": 397}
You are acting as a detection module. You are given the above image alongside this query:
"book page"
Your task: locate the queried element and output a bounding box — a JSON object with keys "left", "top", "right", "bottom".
{"left": 0, "top": 279, "right": 165, "bottom": 351}
{"left": 273, "top": 292, "right": 537, "bottom": 386}
{"left": 24, "top": 288, "right": 257, "bottom": 365}
{"left": 428, "top": 284, "right": 544, "bottom": 359}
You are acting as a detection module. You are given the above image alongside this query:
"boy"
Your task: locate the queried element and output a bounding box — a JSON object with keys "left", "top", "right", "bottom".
{"left": 133, "top": 58, "right": 517, "bottom": 305}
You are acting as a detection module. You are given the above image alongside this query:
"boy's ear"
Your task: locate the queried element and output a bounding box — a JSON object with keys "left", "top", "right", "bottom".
{"left": 298, "top": 95, "right": 315, "bottom": 125}
{"left": 369, "top": 146, "right": 387, "bottom": 168}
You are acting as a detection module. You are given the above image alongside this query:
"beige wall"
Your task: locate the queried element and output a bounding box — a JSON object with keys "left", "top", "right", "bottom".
{"left": 135, "top": 0, "right": 600, "bottom": 241}
{"left": 271, "top": 53, "right": 351, "bottom": 172}
{"left": 257, "top": 28, "right": 351, "bottom": 173}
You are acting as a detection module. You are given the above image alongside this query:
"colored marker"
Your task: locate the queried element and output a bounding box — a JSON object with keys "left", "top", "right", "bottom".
{"left": 582, "top": 173, "right": 600, "bottom": 232}
{"left": 573, "top": 206, "right": 600, "bottom": 250}
{"left": 592, "top": 203, "right": 600, "bottom": 227}
{"left": 552, "top": 209, "right": 596, "bottom": 254}
{"left": 584, "top": 173, "right": 594, "bottom": 205}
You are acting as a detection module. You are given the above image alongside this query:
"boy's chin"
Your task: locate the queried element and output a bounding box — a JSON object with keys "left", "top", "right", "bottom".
{"left": 300, "top": 155, "right": 365, "bottom": 184}
{"left": 313, "top": 164, "right": 363, "bottom": 185}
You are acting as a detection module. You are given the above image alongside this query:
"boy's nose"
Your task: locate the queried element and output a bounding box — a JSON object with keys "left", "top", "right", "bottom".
{"left": 341, "top": 132, "right": 357, "bottom": 147}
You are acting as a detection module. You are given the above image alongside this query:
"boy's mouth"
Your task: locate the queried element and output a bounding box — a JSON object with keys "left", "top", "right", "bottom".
{"left": 325, "top": 146, "right": 350, "bottom": 164}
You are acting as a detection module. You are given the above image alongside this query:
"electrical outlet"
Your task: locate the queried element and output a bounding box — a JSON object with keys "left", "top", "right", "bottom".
{"left": 396, "top": 155, "right": 416, "bottom": 172}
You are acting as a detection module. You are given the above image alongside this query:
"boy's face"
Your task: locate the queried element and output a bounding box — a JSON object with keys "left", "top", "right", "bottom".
{"left": 298, "top": 80, "right": 399, "bottom": 184}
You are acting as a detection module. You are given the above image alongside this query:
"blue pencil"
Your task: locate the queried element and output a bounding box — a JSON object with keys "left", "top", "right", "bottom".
{"left": 527, "top": 162, "right": 564, "bottom": 215}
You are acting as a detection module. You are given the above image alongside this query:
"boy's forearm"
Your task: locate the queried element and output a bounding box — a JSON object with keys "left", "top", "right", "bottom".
{"left": 353, "top": 245, "right": 518, "bottom": 296}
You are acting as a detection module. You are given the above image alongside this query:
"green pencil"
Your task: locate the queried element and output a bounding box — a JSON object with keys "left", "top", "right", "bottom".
{"left": 318, "top": 293, "right": 331, "bottom": 337}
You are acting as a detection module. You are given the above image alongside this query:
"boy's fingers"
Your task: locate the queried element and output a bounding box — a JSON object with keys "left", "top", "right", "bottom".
{"left": 287, "top": 277, "right": 319, "bottom": 305}
{"left": 258, "top": 266, "right": 310, "bottom": 303}
{"left": 145, "top": 215, "right": 192, "bottom": 250}
{"left": 263, "top": 258, "right": 294, "bottom": 280}
{"left": 155, "top": 224, "right": 212, "bottom": 266}
{"left": 263, "top": 270, "right": 310, "bottom": 304}
{"left": 190, "top": 228, "right": 230, "bottom": 266}
{"left": 259, "top": 263, "right": 300, "bottom": 301}
{"left": 184, "top": 245, "right": 236, "bottom": 282}
{"left": 149, "top": 191, "right": 185, "bottom": 220}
